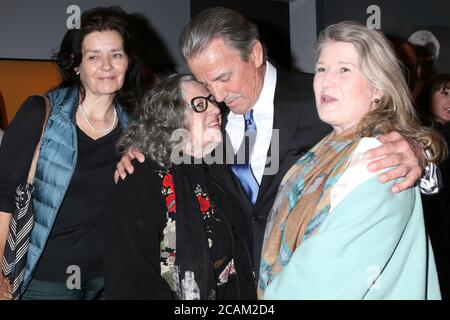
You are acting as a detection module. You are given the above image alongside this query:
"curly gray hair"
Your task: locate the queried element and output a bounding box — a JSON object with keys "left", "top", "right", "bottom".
{"left": 118, "top": 74, "right": 195, "bottom": 168}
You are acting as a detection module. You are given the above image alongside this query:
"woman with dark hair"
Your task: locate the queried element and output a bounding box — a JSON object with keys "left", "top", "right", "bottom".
{"left": 0, "top": 6, "right": 142, "bottom": 299}
{"left": 417, "top": 74, "right": 450, "bottom": 127}
{"left": 104, "top": 74, "right": 256, "bottom": 300}
{"left": 417, "top": 73, "right": 450, "bottom": 299}
{"left": 55, "top": 7, "right": 142, "bottom": 112}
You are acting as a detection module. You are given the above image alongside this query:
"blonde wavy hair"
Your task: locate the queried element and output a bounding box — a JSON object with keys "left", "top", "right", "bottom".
{"left": 315, "top": 21, "right": 447, "bottom": 163}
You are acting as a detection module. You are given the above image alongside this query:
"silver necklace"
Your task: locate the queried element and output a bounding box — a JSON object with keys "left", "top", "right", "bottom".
{"left": 78, "top": 103, "right": 118, "bottom": 134}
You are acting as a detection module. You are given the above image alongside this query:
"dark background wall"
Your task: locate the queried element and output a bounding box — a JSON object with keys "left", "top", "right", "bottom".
{"left": 317, "top": 0, "right": 450, "bottom": 31}
{"left": 316, "top": 0, "right": 450, "bottom": 73}
{"left": 0, "top": 0, "right": 449, "bottom": 72}
{"left": 0, "top": 0, "right": 189, "bottom": 67}
{"left": 191, "top": 0, "right": 292, "bottom": 70}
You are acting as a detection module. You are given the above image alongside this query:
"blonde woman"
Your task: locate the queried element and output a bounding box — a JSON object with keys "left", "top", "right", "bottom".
{"left": 259, "top": 21, "right": 447, "bottom": 300}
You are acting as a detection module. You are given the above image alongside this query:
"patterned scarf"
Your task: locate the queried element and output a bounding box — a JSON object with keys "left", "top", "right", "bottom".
{"left": 258, "top": 129, "right": 360, "bottom": 298}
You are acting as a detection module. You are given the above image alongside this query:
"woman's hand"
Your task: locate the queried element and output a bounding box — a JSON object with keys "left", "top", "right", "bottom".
{"left": 363, "top": 131, "right": 424, "bottom": 193}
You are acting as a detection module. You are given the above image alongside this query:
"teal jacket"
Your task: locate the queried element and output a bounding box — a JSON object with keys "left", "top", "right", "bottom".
{"left": 22, "top": 86, "right": 128, "bottom": 293}
{"left": 263, "top": 137, "right": 441, "bottom": 300}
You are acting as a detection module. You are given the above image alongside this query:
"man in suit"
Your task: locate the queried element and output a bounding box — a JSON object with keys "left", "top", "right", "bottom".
{"left": 116, "top": 7, "right": 424, "bottom": 278}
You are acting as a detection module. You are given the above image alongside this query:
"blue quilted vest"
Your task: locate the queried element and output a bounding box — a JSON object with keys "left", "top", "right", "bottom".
{"left": 21, "top": 86, "right": 129, "bottom": 293}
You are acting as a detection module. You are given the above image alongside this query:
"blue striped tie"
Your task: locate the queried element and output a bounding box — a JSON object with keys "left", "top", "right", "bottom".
{"left": 231, "top": 110, "right": 259, "bottom": 205}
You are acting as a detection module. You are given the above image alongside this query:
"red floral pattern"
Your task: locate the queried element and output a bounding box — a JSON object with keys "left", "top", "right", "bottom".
{"left": 158, "top": 169, "right": 235, "bottom": 293}
{"left": 197, "top": 195, "right": 211, "bottom": 213}
{"left": 162, "top": 174, "right": 174, "bottom": 190}
{"left": 160, "top": 171, "right": 213, "bottom": 215}
{"left": 165, "top": 193, "right": 176, "bottom": 213}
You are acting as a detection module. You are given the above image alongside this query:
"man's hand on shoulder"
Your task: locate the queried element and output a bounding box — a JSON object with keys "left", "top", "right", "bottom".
{"left": 114, "top": 148, "right": 146, "bottom": 183}
{"left": 363, "top": 131, "right": 424, "bottom": 193}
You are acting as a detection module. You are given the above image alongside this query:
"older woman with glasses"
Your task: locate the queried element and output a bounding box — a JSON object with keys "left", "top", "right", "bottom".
{"left": 104, "top": 74, "right": 256, "bottom": 300}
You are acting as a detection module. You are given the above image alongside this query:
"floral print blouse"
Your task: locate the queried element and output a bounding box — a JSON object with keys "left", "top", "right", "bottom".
{"left": 158, "top": 169, "right": 238, "bottom": 298}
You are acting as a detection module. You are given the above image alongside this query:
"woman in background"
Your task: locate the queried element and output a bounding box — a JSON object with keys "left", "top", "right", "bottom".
{"left": 417, "top": 73, "right": 450, "bottom": 299}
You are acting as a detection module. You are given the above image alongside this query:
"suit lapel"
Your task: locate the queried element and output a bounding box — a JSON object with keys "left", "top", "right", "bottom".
{"left": 255, "top": 69, "right": 306, "bottom": 210}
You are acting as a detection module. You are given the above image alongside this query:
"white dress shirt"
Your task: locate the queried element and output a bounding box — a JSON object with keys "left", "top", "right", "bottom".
{"left": 226, "top": 62, "right": 277, "bottom": 184}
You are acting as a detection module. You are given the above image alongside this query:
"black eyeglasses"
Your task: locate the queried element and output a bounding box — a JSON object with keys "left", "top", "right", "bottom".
{"left": 190, "top": 94, "right": 218, "bottom": 113}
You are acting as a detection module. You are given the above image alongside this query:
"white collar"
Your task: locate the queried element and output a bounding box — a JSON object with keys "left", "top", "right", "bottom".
{"left": 228, "top": 61, "right": 277, "bottom": 119}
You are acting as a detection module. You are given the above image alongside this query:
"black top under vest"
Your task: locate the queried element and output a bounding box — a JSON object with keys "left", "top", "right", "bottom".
{"left": 0, "top": 96, "right": 122, "bottom": 282}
